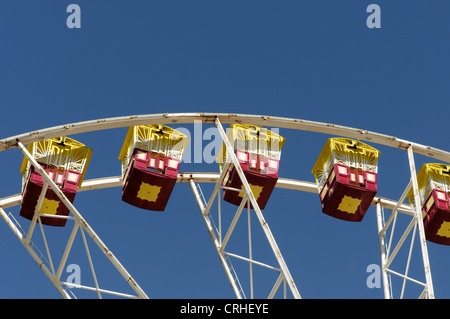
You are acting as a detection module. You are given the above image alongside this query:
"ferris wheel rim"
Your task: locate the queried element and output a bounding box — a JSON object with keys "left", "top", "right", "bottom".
{"left": 0, "top": 113, "right": 442, "bottom": 299}
{"left": 0, "top": 173, "right": 416, "bottom": 218}
{"left": 0, "top": 112, "right": 449, "bottom": 163}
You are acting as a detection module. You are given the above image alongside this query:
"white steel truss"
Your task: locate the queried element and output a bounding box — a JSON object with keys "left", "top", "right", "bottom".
{"left": 0, "top": 142, "right": 149, "bottom": 299}
{"left": 375, "top": 146, "right": 434, "bottom": 299}
{"left": 188, "top": 118, "right": 301, "bottom": 299}
{"left": 1, "top": 114, "right": 449, "bottom": 299}
{"left": 2, "top": 113, "right": 449, "bottom": 164}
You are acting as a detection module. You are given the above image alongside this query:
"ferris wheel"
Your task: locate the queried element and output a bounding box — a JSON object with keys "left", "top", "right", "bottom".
{"left": 1, "top": 113, "right": 449, "bottom": 299}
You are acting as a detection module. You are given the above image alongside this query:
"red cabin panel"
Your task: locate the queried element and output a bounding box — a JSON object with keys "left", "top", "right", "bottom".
{"left": 222, "top": 151, "right": 279, "bottom": 210}
{"left": 421, "top": 190, "right": 450, "bottom": 245}
{"left": 121, "top": 149, "right": 178, "bottom": 211}
{"left": 319, "top": 164, "right": 377, "bottom": 222}
{"left": 20, "top": 165, "right": 77, "bottom": 227}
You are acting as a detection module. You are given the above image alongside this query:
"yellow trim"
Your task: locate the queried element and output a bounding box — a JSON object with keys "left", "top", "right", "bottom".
{"left": 337, "top": 195, "right": 362, "bottom": 215}
{"left": 118, "top": 124, "right": 189, "bottom": 162}
{"left": 136, "top": 182, "right": 162, "bottom": 202}
{"left": 436, "top": 221, "right": 450, "bottom": 239}
{"left": 311, "top": 137, "right": 380, "bottom": 183}
{"left": 216, "top": 124, "right": 286, "bottom": 170}
{"left": 237, "top": 183, "right": 264, "bottom": 201}
{"left": 406, "top": 163, "right": 450, "bottom": 205}
{"left": 20, "top": 136, "right": 93, "bottom": 186}
{"left": 118, "top": 126, "right": 135, "bottom": 162}
{"left": 36, "top": 198, "right": 60, "bottom": 215}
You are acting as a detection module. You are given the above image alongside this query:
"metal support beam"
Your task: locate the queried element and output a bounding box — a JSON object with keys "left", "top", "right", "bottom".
{"left": 0, "top": 112, "right": 446, "bottom": 299}
{"left": 2, "top": 113, "right": 450, "bottom": 164}
{"left": 214, "top": 117, "right": 301, "bottom": 299}
{"left": 385, "top": 218, "right": 416, "bottom": 270}
{"left": 0, "top": 207, "right": 71, "bottom": 298}
{"left": 189, "top": 179, "right": 244, "bottom": 299}
{"left": 407, "top": 146, "right": 434, "bottom": 298}
{"left": 220, "top": 193, "right": 248, "bottom": 253}
{"left": 376, "top": 202, "right": 391, "bottom": 299}
{"left": 25, "top": 182, "right": 48, "bottom": 244}
{"left": 56, "top": 223, "right": 79, "bottom": 281}
{"left": 0, "top": 174, "right": 418, "bottom": 217}
{"left": 375, "top": 146, "right": 435, "bottom": 299}
{"left": 15, "top": 141, "right": 149, "bottom": 299}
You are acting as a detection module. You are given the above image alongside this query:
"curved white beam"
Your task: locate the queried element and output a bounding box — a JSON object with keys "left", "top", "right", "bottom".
{"left": 0, "top": 173, "right": 415, "bottom": 216}
{"left": 0, "top": 113, "right": 449, "bottom": 162}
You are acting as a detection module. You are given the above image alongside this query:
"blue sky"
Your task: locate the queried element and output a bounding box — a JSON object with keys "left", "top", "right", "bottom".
{"left": 0, "top": 1, "right": 449, "bottom": 299}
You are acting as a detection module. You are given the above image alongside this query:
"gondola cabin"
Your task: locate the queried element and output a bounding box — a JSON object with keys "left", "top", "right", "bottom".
{"left": 119, "top": 125, "right": 189, "bottom": 211}
{"left": 217, "top": 124, "right": 285, "bottom": 210}
{"left": 407, "top": 163, "right": 450, "bottom": 245}
{"left": 311, "top": 138, "right": 380, "bottom": 222}
{"left": 19, "top": 137, "right": 92, "bottom": 227}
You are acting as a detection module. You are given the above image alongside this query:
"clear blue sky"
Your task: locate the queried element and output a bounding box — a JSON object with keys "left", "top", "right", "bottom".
{"left": 0, "top": 1, "right": 449, "bottom": 299}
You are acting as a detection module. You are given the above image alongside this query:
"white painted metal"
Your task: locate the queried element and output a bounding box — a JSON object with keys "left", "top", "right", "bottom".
{"left": 407, "top": 146, "right": 434, "bottom": 298}
{"left": 56, "top": 223, "right": 79, "bottom": 281}
{"left": 214, "top": 117, "right": 301, "bottom": 299}
{"left": 25, "top": 181, "right": 48, "bottom": 245}
{"left": 376, "top": 203, "right": 391, "bottom": 299}
{"left": 0, "top": 113, "right": 448, "bottom": 299}
{"left": 0, "top": 207, "right": 71, "bottom": 298}
{"left": 14, "top": 141, "right": 149, "bottom": 299}
{"left": 1, "top": 113, "right": 449, "bottom": 163}
{"left": 79, "top": 227, "right": 102, "bottom": 299}
{"left": 374, "top": 146, "right": 436, "bottom": 299}
{"left": 219, "top": 193, "right": 248, "bottom": 254}
{"left": 0, "top": 174, "right": 416, "bottom": 215}
{"left": 0, "top": 172, "right": 426, "bottom": 299}
{"left": 187, "top": 127, "right": 301, "bottom": 299}
{"left": 189, "top": 179, "right": 244, "bottom": 299}
{"left": 190, "top": 179, "right": 294, "bottom": 299}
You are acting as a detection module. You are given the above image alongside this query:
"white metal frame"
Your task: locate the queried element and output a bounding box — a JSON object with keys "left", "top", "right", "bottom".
{"left": 2, "top": 113, "right": 449, "bottom": 163}
{"left": 0, "top": 142, "right": 149, "bottom": 299}
{"left": 188, "top": 118, "right": 301, "bottom": 299}
{"left": 1, "top": 113, "right": 449, "bottom": 298}
{"left": 375, "top": 146, "right": 434, "bottom": 299}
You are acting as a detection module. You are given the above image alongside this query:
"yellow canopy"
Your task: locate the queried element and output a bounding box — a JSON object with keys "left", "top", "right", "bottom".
{"left": 119, "top": 124, "right": 190, "bottom": 163}
{"left": 311, "top": 137, "right": 380, "bottom": 183}
{"left": 19, "top": 136, "right": 93, "bottom": 186}
{"left": 216, "top": 124, "right": 286, "bottom": 169}
{"left": 407, "top": 163, "right": 450, "bottom": 205}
